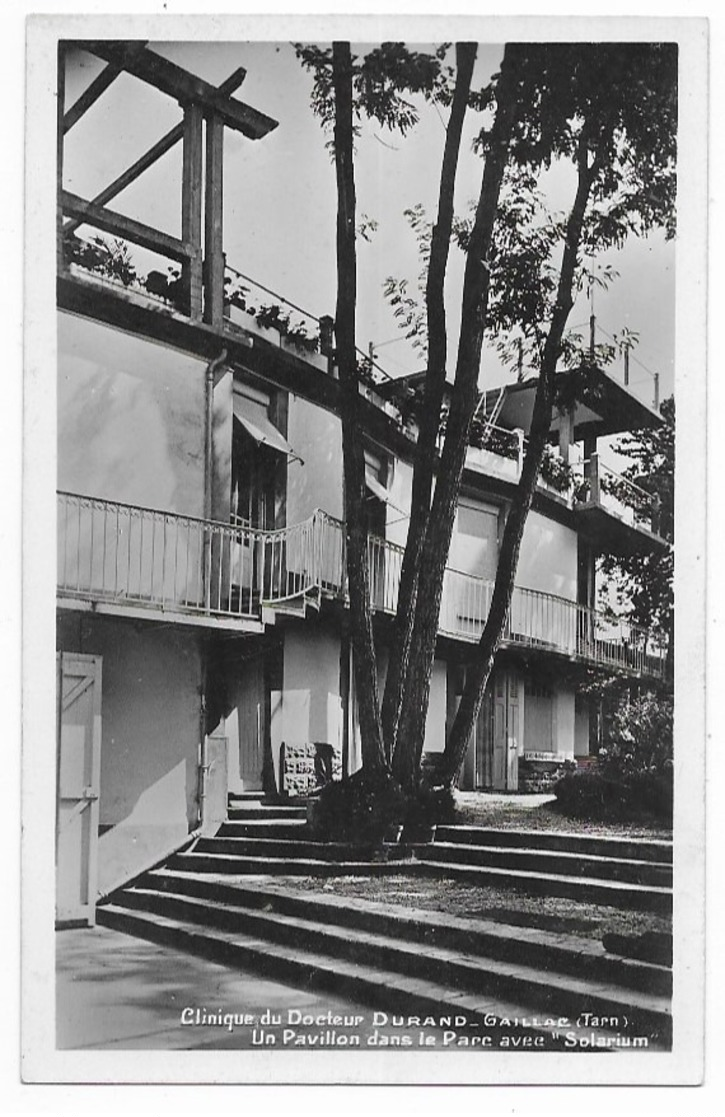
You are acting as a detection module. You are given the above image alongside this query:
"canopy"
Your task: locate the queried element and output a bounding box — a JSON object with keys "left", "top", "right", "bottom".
{"left": 233, "top": 394, "right": 302, "bottom": 462}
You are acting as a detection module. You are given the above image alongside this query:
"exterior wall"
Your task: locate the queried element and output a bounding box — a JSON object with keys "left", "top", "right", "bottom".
{"left": 56, "top": 611, "right": 202, "bottom": 896}
{"left": 422, "top": 660, "right": 448, "bottom": 754}
{"left": 517, "top": 510, "right": 578, "bottom": 600}
{"left": 58, "top": 311, "right": 206, "bottom": 516}
{"left": 574, "top": 699, "right": 591, "bottom": 757}
{"left": 273, "top": 624, "right": 343, "bottom": 783}
{"left": 286, "top": 395, "right": 344, "bottom": 523}
{"left": 212, "top": 368, "right": 234, "bottom": 522}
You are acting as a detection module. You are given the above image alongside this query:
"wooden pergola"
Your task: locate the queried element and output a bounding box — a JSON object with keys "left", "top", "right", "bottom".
{"left": 57, "top": 40, "right": 279, "bottom": 326}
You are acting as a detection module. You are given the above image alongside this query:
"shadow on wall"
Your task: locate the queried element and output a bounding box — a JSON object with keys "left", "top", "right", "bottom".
{"left": 58, "top": 311, "right": 205, "bottom": 517}
{"left": 98, "top": 759, "right": 192, "bottom": 896}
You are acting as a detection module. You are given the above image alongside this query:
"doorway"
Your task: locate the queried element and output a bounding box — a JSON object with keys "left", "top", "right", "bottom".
{"left": 476, "top": 668, "right": 522, "bottom": 791}
{"left": 56, "top": 652, "right": 102, "bottom": 926}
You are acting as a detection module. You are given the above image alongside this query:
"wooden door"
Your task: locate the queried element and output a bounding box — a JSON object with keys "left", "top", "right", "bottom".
{"left": 488, "top": 669, "right": 520, "bottom": 791}
{"left": 237, "top": 656, "right": 265, "bottom": 790}
{"left": 56, "top": 652, "right": 102, "bottom": 926}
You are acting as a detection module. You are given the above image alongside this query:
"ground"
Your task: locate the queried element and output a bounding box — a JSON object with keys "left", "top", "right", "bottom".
{"left": 450, "top": 792, "right": 673, "bottom": 840}
{"left": 56, "top": 924, "right": 389, "bottom": 1051}
{"left": 284, "top": 874, "right": 671, "bottom": 941}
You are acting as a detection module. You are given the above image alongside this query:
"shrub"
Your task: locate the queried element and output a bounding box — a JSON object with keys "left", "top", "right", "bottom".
{"left": 307, "top": 767, "right": 406, "bottom": 845}
{"left": 554, "top": 765, "right": 672, "bottom": 824}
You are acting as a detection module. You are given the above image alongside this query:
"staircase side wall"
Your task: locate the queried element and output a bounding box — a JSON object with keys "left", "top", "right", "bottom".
{"left": 57, "top": 611, "right": 203, "bottom": 895}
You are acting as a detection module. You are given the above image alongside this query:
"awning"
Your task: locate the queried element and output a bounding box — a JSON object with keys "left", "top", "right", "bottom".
{"left": 233, "top": 394, "right": 302, "bottom": 462}
{"left": 365, "top": 465, "right": 390, "bottom": 504}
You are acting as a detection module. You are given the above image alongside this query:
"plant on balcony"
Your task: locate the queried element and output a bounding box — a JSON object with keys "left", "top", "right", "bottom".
{"left": 538, "top": 446, "right": 575, "bottom": 493}
{"left": 64, "top": 232, "right": 138, "bottom": 288}
{"left": 253, "top": 303, "right": 320, "bottom": 354}
{"left": 468, "top": 415, "right": 520, "bottom": 459}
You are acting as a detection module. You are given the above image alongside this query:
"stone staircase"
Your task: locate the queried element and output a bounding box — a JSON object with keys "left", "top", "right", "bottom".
{"left": 96, "top": 794, "right": 673, "bottom": 1050}
{"left": 413, "top": 825, "right": 673, "bottom": 915}
{"left": 97, "top": 869, "right": 672, "bottom": 1050}
{"left": 174, "top": 792, "right": 405, "bottom": 876}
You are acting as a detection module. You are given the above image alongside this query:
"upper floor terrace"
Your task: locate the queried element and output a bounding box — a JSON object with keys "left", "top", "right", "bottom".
{"left": 57, "top": 490, "right": 668, "bottom": 680}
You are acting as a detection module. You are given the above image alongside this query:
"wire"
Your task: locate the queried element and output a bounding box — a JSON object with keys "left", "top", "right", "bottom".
{"left": 596, "top": 323, "right": 661, "bottom": 383}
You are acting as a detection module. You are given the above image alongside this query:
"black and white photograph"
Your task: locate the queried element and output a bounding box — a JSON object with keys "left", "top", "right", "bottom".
{"left": 18, "top": 10, "right": 708, "bottom": 1091}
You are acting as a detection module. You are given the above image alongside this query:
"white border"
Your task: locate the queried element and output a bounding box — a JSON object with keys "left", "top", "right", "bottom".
{"left": 16, "top": 6, "right": 709, "bottom": 1096}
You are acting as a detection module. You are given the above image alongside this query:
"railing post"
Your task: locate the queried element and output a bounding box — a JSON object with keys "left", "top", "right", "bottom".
{"left": 203, "top": 522, "right": 212, "bottom": 613}
{"left": 515, "top": 428, "right": 525, "bottom": 478}
{"left": 588, "top": 451, "right": 600, "bottom": 503}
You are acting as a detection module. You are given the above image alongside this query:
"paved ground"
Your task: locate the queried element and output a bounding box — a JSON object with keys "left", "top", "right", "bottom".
{"left": 56, "top": 923, "right": 431, "bottom": 1051}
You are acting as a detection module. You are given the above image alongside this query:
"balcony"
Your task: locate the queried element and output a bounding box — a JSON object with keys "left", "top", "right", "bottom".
{"left": 571, "top": 452, "right": 667, "bottom": 554}
{"left": 58, "top": 492, "right": 667, "bottom": 679}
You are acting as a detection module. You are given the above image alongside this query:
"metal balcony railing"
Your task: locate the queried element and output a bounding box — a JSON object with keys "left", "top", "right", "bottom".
{"left": 572, "top": 452, "right": 662, "bottom": 535}
{"left": 57, "top": 492, "right": 667, "bottom": 677}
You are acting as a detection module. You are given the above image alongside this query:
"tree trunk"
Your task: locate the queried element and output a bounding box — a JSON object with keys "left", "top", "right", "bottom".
{"left": 380, "top": 43, "right": 477, "bottom": 761}
{"left": 332, "top": 42, "right": 387, "bottom": 773}
{"left": 440, "top": 128, "right": 600, "bottom": 787}
{"left": 392, "top": 44, "right": 524, "bottom": 792}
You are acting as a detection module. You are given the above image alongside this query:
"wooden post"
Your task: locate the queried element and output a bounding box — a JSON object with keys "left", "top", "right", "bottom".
{"left": 57, "top": 43, "right": 66, "bottom": 273}
{"left": 588, "top": 450, "right": 600, "bottom": 503}
{"left": 181, "top": 103, "right": 204, "bottom": 319}
{"left": 589, "top": 312, "right": 596, "bottom": 362}
{"left": 624, "top": 347, "right": 630, "bottom": 386}
{"left": 654, "top": 372, "right": 660, "bottom": 410}
{"left": 204, "top": 111, "right": 225, "bottom": 327}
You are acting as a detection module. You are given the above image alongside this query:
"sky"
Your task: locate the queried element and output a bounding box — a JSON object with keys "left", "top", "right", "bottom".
{"left": 62, "top": 39, "right": 676, "bottom": 408}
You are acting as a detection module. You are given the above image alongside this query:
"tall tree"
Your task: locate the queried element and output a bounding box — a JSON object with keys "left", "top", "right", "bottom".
{"left": 298, "top": 39, "right": 677, "bottom": 812}
{"left": 330, "top": 42, "right": 388, "bottom": 773}
{"left": 440, "top": 44, "right": 677, "bottom": 785}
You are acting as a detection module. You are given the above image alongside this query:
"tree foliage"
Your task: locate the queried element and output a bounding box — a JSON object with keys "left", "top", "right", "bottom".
{"left": 296, "top": 38, "right": 678, "bottom": 823}
{"left": 600, "top": 395, "right": 674, "bottom": 639}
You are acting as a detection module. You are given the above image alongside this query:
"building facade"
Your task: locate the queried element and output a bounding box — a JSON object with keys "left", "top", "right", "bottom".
{"left": 54, "top": 44, "right": 669, "bottom": 921}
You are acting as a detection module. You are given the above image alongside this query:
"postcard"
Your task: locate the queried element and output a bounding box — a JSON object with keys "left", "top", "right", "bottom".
{"left": 21, "top": 11, "right": 707, "bottom": 1088}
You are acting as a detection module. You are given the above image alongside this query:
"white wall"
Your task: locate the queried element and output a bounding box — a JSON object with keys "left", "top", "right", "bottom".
{"left": 423, "top": 660, "right": 448, "bottom": 755}
{"left": 286, "top": 395, "right": 343, "bottom": 523}
{"left": 274, "top": 626, "right": 343, "bottom": 780}
{"left": 57, "top": 613, "right": 202, "bottom": 895}
{"left": 58, "top": 311, "right": 206, "bottom": 517}
{"left": 517, "top": 510, "right": 578, "bottom": 600}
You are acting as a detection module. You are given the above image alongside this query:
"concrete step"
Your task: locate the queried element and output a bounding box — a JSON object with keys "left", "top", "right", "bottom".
{"left": 436, "top": 826, "right": 672, "bottom": 864}
{"left": 218, "top": 820, "right": 309, "bottom": 840}
{"left": 424, "top": 841, "right": 672, "bottom": 887}
{"left": 168, "top": 850, "right": 406, "bottom": 876}
{"left": 97, "top": 900, "right": 669, "bottom": 1050}
{"left": 413, "top": 856, "right": 672, "bottom": 914}
{"left": 147, "top": 870, "right": 672, "bottom": 998}
{"left": 226, "top": 805, "right": 308, "bottom": 822}
{"left": 193, "top": 836, "right": 406, "bottom": 862}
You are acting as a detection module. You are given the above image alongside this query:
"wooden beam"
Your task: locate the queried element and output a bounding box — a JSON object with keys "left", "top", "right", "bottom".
{"left": 57, "top": 44, "right": 66, "bottom": 273}
{"left": 60, "top": 190, "right": 190, "bottom": 261}
{"left": 204, "top": 113, "right": 225, "bottom": 327}
{"left": 63, "top": 62, "right": 122, "bottom": 133}
{"left": 181, "top": 104, "right": 204, "bottom": 318}
{"left": 63, "top": 67, "right": 247, "bottom": 237}
{"left": 79, "top": 41, "right": 278, "bottom": 139}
